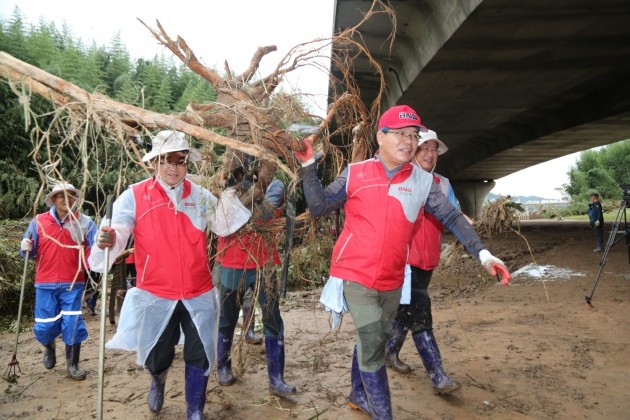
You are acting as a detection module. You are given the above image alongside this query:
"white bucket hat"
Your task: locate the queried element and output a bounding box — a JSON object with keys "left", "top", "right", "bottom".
{"left": 44, "top": 182, "right": 82, "bottom": 207}
{"left": 418, "top": 129, "right": 448, "bottom": 155}
{"left": 141, "top": 130, "right": 202, "bottom": 163}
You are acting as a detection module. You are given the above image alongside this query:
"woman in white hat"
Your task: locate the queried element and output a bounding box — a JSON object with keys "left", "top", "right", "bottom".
{"left": 20, "top": 181, "right": 97, "bottom": 381}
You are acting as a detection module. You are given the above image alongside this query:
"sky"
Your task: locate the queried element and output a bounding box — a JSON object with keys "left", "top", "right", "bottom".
{"left": 0, "top": 0, "right": 335, "bottom": 112}
{"left": 491, "top": 152, "right": 581, "bottom": 200}
{"left": 0, "top": 0, "right": 585, "bottom": 200}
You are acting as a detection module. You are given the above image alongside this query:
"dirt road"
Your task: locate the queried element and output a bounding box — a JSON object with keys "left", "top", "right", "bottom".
{"left": 1, "top": 221, "right": 629, "bottom": 419}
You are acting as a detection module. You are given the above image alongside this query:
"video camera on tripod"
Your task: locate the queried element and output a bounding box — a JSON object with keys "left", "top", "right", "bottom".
{"left": 585, "top": 182, "right": 630, "bottom": 306}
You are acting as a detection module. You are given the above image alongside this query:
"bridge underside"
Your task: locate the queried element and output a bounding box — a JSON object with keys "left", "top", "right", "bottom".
{"left": 333, "top": 0, "right": 630, "bottom": 216}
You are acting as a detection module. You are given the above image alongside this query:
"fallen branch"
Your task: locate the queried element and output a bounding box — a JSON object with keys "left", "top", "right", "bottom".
{"left": 0, "top": 51, "right": 295, "bottom": 181}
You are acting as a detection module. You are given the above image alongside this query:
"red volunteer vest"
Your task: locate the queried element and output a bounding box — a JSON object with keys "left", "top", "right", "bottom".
{"left": 33, "top": 211, "right": 91, "bottom": 284}
{"left": 408, "top": 174, "right": 444, "bottom": 270}
{"left": 329, "top": 158, "right": 433, "bottom": 291}
{"left": 132, "top": 178, "right": 213, "bottom": 299}
{"left": 217, "top": 207, "right": 282, "bottom": 269}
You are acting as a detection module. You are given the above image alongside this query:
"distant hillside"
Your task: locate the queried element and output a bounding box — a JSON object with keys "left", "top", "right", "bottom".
{"left": 487, "top": 192, "right": 563, "bottom": 203}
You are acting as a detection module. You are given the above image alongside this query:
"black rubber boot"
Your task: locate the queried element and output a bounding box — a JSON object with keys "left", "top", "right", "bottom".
{"left": 148, "top": 368, "right": 169, "bottom": 414}
{"left": 43, "top": 340, "right": 56, "bottom": 370}
{"left": 413, "top": 330, "right": 461, "bottom": 394}
{"left": 385, "top": 319, "right": 411, "bottom": 373}
{"left": 217, "top": 333, "right": 236, "bottom": 386}
{"left": 65, "top": 343, "right": 87, "bottom": 381}
{"left": 242, "top": 304, "right": 263, "bottom": 344}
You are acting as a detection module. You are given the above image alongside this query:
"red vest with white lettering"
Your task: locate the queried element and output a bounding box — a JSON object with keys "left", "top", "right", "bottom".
{"left": 34, "top": 211, "right": 91, "bottom": 284}
{"left": 132, "top": 178, "right": 212, "bottom": 299}
{"left": 330, "top": 158, "right": 433, "bottom": 291}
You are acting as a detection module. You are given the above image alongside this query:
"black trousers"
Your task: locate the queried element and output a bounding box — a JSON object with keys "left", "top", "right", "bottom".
{"left": 394, "top": 266, "right": 434, "bottom": 335}
{"left": 145, "top": 301, "right": 207, "bottom": 374}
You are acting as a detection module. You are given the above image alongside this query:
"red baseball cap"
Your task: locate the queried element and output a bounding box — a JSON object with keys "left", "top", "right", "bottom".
{"left": 377, "top": 105, "right": 426, "bottom": 131}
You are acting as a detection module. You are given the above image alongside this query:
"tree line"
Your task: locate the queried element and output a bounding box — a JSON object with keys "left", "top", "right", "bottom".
{"left": 0, "top": 7, "right": 217, "bottom": 219}
{"left": 563, "top": 140, "right": 630, "bottom": 215}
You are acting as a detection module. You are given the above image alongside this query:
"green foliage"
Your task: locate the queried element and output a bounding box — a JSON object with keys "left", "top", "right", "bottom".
{"left": 174, "top": 73, "right": 218, "bottom": 111}
{"left": 0, "top": 220, "right": 35, "bottom": 321}
{"left": 285, "top": 218, "right": 335, "bottom": 290}
{"left": 0, "top": 9, "right": 218, "bottom": 219}
{"left": 565, "top": 139, "right": 629, "bottom": 212}
{"left": 0, "top": 173, "right": 39, "bottom": 219}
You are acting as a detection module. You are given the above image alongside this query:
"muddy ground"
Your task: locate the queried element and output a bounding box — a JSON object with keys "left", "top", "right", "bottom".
{"left": 1, "top": 220, "right": 629, "bottom": 419}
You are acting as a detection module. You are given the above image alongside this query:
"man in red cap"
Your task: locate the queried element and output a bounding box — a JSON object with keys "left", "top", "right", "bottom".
{"left": 295, "top": 105, "right": 511, "bottom": 419}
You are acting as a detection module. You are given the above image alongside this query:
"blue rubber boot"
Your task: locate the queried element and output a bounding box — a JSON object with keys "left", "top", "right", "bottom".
{"left": 359, "top": 365, "right": 393, "bottom": 420}
{"left": 385, "top": 319, "right": 411, "bottom": 373}
{"left": 265, "top": 336, "right": 297, "bottom": 397}
{"left": 347, "top": 346, "right": 370, "bottom": 414}
{"left": 217, "top": 332, "right": 236, "bottom": 386}
{"left": 185, "top": 364, "right": 209, "bottom": 420}
{"left": 412, "top": 330, "right": 461, "bottom": 394}
{"left": 147, "top": 368, "right": 169, "bottom": 414}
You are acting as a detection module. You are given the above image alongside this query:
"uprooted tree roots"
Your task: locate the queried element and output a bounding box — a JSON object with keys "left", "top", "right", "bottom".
{"left": 0, "top": 1, "right": 399, "bottom": 227}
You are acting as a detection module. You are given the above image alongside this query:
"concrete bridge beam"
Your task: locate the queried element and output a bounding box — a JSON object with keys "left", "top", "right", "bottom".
{"left": 451, "top": 180, "right": 496, "bottom": 219}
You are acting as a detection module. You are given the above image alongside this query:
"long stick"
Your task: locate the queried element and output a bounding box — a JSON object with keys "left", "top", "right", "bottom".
{"left": 9, "top": 249, "right": 30, "bottom": 367}
{"left": 96, "top": 196, "right": 114, "bottom": 420}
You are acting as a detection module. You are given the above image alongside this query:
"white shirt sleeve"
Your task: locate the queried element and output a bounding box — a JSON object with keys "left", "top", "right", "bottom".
{"left": 88, "top": 188, "right": 136, "bottom": 273}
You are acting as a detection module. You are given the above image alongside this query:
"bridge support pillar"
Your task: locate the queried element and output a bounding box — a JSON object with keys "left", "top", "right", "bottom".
{"left": 451, "top": 180, "right": 495, "bottom": 219}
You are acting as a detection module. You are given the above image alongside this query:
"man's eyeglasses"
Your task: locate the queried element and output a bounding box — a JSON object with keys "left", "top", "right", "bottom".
{"left": 381, "top": 127, "right": 427, "bottom": 142}
{"left": 418, "top": 146, "right": 439, "bottom": 153}
{"left": 54, "top": 192, "right": 77, "bottom": 200}
{"left": 158, "top": 157, "right": 189, "bottom": 167}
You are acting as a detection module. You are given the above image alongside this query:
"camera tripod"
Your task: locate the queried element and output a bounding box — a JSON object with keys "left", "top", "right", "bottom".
{"left": 585, "top": 197, "right": 629, "bottom": 306}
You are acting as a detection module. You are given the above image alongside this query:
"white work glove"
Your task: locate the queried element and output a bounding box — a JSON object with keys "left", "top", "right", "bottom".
{"left": 20, "top": 238, "right": 33, "bottom": 252}
{"left": 479, "top": 249, "right": 511, "bottom": 286}
{"left": 96, "top": 227, "right": 117, "bottom": 250}
{"left": 594, "top": 220, "right": 600, "bottom": 227}
{"left": 212, "top": 187, "right": 252, "bottom": 236}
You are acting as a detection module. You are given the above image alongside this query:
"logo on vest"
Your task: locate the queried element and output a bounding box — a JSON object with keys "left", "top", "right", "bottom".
{"left": 398, "top": 186, "right": 412, "bottom": 194}
{"left": 184, "top": 202, "right": 196, "bottom": 207}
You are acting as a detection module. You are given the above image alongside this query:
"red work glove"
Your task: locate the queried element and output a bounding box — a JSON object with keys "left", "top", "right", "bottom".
{"left": 479, "top": 249, "right": 511, "bottom": 285}
{"left": 295, "top": 139, "right": 315, "bottom": 167}
{"left": 96, "top": 226, "right": 117, "bottom": 250}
